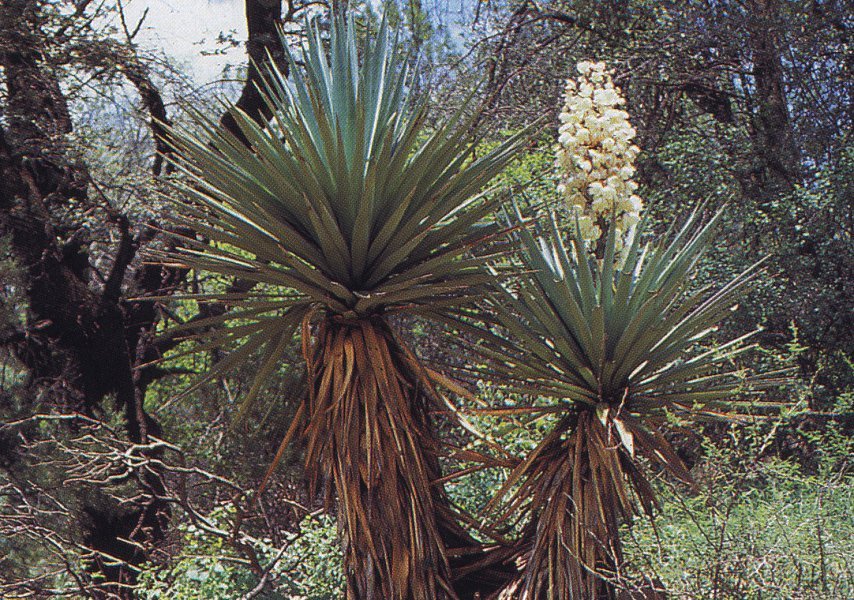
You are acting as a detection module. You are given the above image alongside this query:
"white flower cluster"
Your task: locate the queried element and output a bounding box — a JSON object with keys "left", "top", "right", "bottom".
{"left": 556, "top": 61, "right": 642, "bottom": 248}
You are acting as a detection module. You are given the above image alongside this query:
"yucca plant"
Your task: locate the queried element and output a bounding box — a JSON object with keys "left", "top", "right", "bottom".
{"left": 462, "top": 208, "right": 788, "bottom": 599}
{"left": 157, "top": 14, "right": 530, "bottom": 600}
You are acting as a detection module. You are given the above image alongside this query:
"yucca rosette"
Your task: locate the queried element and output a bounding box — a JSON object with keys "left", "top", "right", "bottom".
{"left": 156, "top": 14, "right": 530, "bottom": 599}
{"left": 462, "top": 209, "right": 788, "bottom": 598}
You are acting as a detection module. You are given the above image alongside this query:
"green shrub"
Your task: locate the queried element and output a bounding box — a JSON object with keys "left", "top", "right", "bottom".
{"left": 623, "top": 420, "right": 853, "bottom": 599}
{"left": 137, "top": 509, "right": 343, "bottom": 599}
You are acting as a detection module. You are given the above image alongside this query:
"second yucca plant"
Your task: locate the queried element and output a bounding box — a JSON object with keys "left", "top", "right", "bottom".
{"left": 474, "top": 211, "right": 777, "bottom": 598}
{"left": 462, "top": 63, "right": 786, "bottom": 598}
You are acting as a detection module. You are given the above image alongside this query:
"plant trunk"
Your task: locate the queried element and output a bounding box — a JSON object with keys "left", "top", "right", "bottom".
{"left": 503, "top": 410, "right": 654, "bottom": 599}
{"left": 303, "top": 316, "right": 466, "bottom": 599}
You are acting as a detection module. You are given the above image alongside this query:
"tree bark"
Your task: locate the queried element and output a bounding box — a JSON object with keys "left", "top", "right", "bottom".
{"left": 220, "top": 0, "right": 288, "bottom": 142}
{"left": 746, "top": 0, "right": 801, "bottom": 194}
{"left": 0, "top": 2, "right": 176, "bottom": 595}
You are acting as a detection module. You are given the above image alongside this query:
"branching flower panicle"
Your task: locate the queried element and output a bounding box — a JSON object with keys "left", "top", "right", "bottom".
{"left": 556, "top": 61, "right": 642, "bottom": 251}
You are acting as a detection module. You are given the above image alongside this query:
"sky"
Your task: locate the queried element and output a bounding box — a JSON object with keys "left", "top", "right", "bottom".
{"left": 117, "top": 0, "right": 475, "bottom": 85}
{"left": 120, "top": 0, "right": 248, "bottom": 84}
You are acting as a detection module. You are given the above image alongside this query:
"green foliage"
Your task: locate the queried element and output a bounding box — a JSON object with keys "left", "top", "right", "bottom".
{"left": 132, "top": 407, "right": 852, "bottom": 599}
{"left": 624, "top": 422, "right": 853, "bottom": 599}
{"left": 137, "top": 510, "right": 343, "bottom": 599}
{"left": 3, "top": 1, "right": 851, "bottom": 598}
{"left": 481, "top": 207, "right": 776, "bottom": 410}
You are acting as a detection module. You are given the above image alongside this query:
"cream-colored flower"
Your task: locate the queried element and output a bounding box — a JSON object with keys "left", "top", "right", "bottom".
{"left": 555, "top": 60, "right": 643, "bottom": 257}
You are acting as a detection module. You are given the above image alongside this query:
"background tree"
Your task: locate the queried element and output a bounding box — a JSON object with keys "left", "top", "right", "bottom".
{"left": 0, "top": 0, "right": 311, "bottom": 596}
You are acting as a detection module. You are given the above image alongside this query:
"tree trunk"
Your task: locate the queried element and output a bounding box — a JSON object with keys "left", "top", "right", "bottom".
{"left": 220, "top": 0, "right": 287, "bottom": 142}
{"left": 0, "top": 2, "right": 175, "bottom": 594}
{"left": 0, "top": 0, "right": 285, "bottom": 595}
{"left": 745, "top": 0, "right": 801, "bottom": 196}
